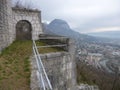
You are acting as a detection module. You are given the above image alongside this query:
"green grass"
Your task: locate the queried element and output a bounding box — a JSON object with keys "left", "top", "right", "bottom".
{"left": 0, "top": 40, "right": 65, "bottom": 90}
{"left": 0, "top": 40, "right": 32, "bottom": 90}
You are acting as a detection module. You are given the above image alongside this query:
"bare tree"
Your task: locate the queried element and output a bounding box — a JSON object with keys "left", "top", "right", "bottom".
{"left": 14, "top": 0, "right": 23, "bottom": 8}
{"left": 14, "top": 0, "right": 33, "bottom": 9}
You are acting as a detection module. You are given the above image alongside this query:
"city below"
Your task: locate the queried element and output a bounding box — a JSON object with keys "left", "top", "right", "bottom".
{"left": 77, "top": 40, "right": 120, "bottom": 73}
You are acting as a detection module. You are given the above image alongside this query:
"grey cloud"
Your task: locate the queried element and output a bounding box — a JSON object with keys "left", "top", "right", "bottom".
{"left": 75, "top": 13, "right": 120, "bottom": 33}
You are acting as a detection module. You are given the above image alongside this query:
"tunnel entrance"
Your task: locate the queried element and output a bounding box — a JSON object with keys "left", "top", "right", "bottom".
{"left": 16, "top": 20, "right": 32, "bottom": 40}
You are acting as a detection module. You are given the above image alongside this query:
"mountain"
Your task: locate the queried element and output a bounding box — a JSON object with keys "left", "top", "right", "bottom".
{"left": 42, "top": 19, "right": 117, "bottom": 45}
{"left": 42, "top": 23, "right": 55, "bottom": 35}
{"left": 43, "top": 19, "right": 80, "bottom": 39}
{"left": 43, "top": 19, "right": 98, "bottom": 41}
{"left": 88, "top": 31, "right": 120, "bottom": 39}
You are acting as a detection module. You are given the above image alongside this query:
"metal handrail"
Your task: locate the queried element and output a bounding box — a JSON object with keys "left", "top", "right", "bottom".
{"left": 33, "top": 40, "right": 52, "bottom": 90}
{"left": 37, "top": 44, "right": 67, "bottom": 48}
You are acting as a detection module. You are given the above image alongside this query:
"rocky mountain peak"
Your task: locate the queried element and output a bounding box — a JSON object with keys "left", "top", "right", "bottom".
{"left": 48, "top": 19, "right": 70, "bottom": 30}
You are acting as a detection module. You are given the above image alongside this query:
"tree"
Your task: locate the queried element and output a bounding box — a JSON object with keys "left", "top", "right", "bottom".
{"left": 14, "top": 0, "right": 33, "bottom": 9}
{"left": 14, "top": 0, "right": 23, "bottom": 8}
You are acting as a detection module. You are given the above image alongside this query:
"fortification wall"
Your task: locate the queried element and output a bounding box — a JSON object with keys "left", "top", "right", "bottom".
{"left": 31, "top": 39, "right": 77, "bottom": 90}
{"left": 12, "top": 8, "right": 43, "bottom": 40}
{"left": 0, "top": 0, "right": 12, "bottom": 52}
{"left": 0, "top": 0, "right": 43, "bottom": 52}
{"left": 41, "top": 52, "right": 76, "bottom": 90}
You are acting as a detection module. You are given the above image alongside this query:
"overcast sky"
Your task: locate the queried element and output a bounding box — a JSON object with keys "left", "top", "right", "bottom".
{"left": 12, "top": 0, "right": 120, "bottom": 33}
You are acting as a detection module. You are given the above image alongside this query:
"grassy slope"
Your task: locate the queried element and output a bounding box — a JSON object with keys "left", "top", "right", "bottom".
{"left": 0, "top": 40, "right": 64, "bottom": 90}
{"left": 0, "top": 41, "right": 32, "bottom": 90}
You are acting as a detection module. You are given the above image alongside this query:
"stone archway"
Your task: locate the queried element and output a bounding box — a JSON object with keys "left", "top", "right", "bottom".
{"left": 12, "top": 8, "right": 43, "bottom": 40}
{"left": 16, "top": 20, "right": 32, "bottom": 40}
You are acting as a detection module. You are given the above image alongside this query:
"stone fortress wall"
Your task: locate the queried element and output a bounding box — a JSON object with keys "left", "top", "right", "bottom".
{"left": 0, "top": 0, "right": 12, "bottom": 51}
{"left": 12, "top": 8, "right": 43, "bottom": 40}
{"left": 41, "top": 39, "right": 76, "bottom": 90}
{"left": 0, "top": 1, "right": 77, "bottom": 90}
{"left": 31, "top": 38, "right": 77, "bottom": 90}
{"left": 0, "top": 0, "right": 43, "bottom": 52}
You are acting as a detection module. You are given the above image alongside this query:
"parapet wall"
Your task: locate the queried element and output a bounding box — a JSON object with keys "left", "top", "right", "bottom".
{"left": 41, "top": 52, "right": 76, "bottom": 90}
{"left": 31, "top": 39, "right": 77, "bottom": 90}
{"left": 0, "top": 0, "right": 12, "bottom": 52}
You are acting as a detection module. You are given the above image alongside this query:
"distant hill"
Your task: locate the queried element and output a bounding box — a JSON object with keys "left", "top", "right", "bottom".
{"left": 43, "top": 19, "right": 100, "bottom": 42}
{"left": 43, "top": 19, "right": 80, "bottom": 39}
{"left": 88, "top": 31, "right": 120, "bottom": 39}
{"left": 42, "top": 19, "right": 117, "bottom": 45}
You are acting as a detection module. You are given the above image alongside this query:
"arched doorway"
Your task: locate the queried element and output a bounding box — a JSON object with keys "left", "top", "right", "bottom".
{"left": 16, "top": 20, "right": 32, "bottom": 40}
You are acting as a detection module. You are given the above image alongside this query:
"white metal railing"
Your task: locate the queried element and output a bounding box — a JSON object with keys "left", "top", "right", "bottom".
{"left": 33, "top": 40, "right": 52, "bottom": 90}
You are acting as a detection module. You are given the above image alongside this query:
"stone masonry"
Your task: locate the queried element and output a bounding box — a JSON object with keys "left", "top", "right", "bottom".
{"left": 12, "top": 8, "right": 43, "bottom": 40}
{"left": 0, "top": 0, "right": 43, "bottom": 52}
{"left": 0, "top": 1, "right": 77, "bottom": 90}
{"left": 0, "top": 0, "right": 12, "bottom": 51}
{"left": 31, "top": 39, "right": 77, "bottom": 90}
